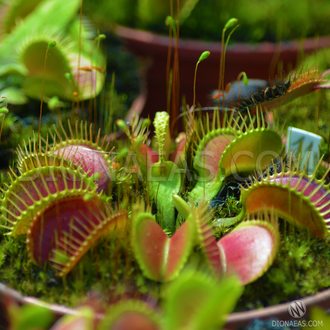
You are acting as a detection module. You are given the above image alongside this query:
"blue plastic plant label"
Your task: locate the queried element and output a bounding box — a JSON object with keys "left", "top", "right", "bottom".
{"left": 286, "top": 127, "right": 322, "bottom": 174}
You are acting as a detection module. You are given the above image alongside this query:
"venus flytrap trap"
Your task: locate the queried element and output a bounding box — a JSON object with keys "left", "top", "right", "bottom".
{"left": 0, "top": 158, "right": 96, "bottom": 236}
{"left": 213, "top": 66, "right": 330, "bottom": 113}
{"left": 189, "top": 109, "right": 283, "bottom": 204}
{"left": 2, "top": 5, "right": 330, "bottom": 329}
{"left": 215, "top": 158, "right": 330, "bottom": 238}
{"left": 6, "top": 300, "right": 95, "bottom": 330}
{"left": 49, "top": 120, "right": 115, "bottom": 193}
{"left": 99, "top": 300, "right": 163, "bottom": 330}
{"left": 125, "top": 111, "right": 187, "bottom": 233}
{"left": 0, "top": 0, "right": 106, "bottom": 106}
{"left": 28, "top": 200, "right": 128, "bottom": 277}
{"left": 163, "top": 271, "right": 243, "bottom": 330}
{"left": 3, "top": 272, "right": 243, "bottom": 330}
{"left": 217, "top": 215, "right": 279, "bottom": 285}
{"left": 172, "top": 196, "right": 279, "bottom": 285}
{"left": 149, "top": 112, "right": 182, "bottom": 233}
{"left": 131, "top": 203, "right": 195, "bottom": 282}
{"left": 48, "top": 307, "right": 95, "bottom": 330}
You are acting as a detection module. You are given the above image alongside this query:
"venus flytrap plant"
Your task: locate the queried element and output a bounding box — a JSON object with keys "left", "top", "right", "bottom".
{"left": 3, "top": 271, "right": 243, "bottom": 330}
{"left": 213, "top": 67, "right": 330, "bottom": 113}
{"left": 214, "top": 157, "right": 330, "bottom": 238}
{"left": 0, "top": 104, "right": 327, "bottom": 326}
{"left": 172, "top": 195, "right": 280, "bottom": 285}
{"left": 7, "top": 302, "right": 55, "bottom": 330}
{"left": 2, "top": 4, "right": 330, "bottom": 326}
{"left": 189, "top": 109, "right": 283, "bottom": 204}
{"left": 0, "top": 0, "right": 106, "bottom": 106}
{"left": 125, "top": 111, "right": 186, "bottom": 233}
{"left": 48, "top": 120, "right": 115, "bottom": 193}
{"left": 164, "top": 271, "right": 243, "bottom": 330}
{"left": 149, "top": 112, "right": 182, "bottom": 232}
{"left": 0, "top": 157, "right": 97, "bottom": 237}
{"left": 131, "top": 203, "right": 195, "bottom": 282}
{"left": 1, "top": 122, "right": 129, "bottom": 277}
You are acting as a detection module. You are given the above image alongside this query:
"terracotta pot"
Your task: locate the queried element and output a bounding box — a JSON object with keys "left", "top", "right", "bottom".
{"left": 115, "top": 25, "right": 330, "bottom": 119}
{"left": 0, "top": 281, "right": 330, "bottom": 329}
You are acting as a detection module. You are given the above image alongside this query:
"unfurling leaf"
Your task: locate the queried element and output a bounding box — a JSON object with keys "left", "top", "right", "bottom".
{"left": 132, "top": 213, "right": 195, "bottom": 282}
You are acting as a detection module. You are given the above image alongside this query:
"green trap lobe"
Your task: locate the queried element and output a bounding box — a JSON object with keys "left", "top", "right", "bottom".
{"left": 2, "top": 167, "right": 92, "bottom": 236}
{"left": 149, "top": 161, "right": 181, "bottom": 233}
{"left": 165, "top": 220, "right": 194, "bottom": 280}
{"left": 54, "top": 145, "right": 110, "bottom": 193}
{"left": 133, "top": 215, "right": 168, "bottom": 281}
{"left": 27, "top": 195, "right": 105, "bottom": 265}
{"left": 241, "top": 174, "right": 330, "bottom": 237}
{"left": 195, "top": 130, "right": 235, "bottom": 179}
{"left": 132, "top": 214, "right": 193, "bottom": 282}
{"left": 219, "top": 129, "right": 283, "bottom": 177}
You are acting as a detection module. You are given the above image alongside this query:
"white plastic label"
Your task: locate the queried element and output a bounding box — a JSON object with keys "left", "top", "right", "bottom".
{"left": 286, "top": 127, "right": 322, "bottom": 174}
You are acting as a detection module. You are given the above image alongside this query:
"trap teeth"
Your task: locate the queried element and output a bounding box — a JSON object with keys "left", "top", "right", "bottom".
{"left": 50, "top": 120, "right": 115, "bottom": 193}
{"left": 241, "top": 170, "right": 330, "bottom": 238}
{"left": 53, "top": 144, "right": 111, "bottom": 193}
{"left": 0, "top": 165, "right": 96, "bottom": 236}
{"left": 234, "top": 68, "right": 326, "bottom": 113}
{"left": 27, "top": 193, "right": 128, "bottom": 277}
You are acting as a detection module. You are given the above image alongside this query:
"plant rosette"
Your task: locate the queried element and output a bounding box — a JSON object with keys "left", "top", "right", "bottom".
{"left": 2, "top": 11, "right": 330, "bottom": 327}
{"left": 0, "top": 113, "right": 330, "bottom": 330}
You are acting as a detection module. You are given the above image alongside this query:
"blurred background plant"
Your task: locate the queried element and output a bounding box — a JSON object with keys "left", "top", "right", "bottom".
{"left": 84, "top": 0, "right": 330, "bottom": 43}
{"left": 0, "top": 0, "right": 106, "bottom": 105}
{"left": 273, "top": 47, "right": 330, "bottom": 165}
{"left": 0, "top": 0, "right": 142, "bottom": 169}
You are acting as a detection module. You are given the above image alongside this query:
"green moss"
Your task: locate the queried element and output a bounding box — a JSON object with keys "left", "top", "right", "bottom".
{"left": 84, "top": 0, "right": 330, "bottom": 43}
{"left": 0, "top": 230, "right": 158, "bottom": 306}
{"left": 1, "top": 187, "right": 330, "bottom": 313}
